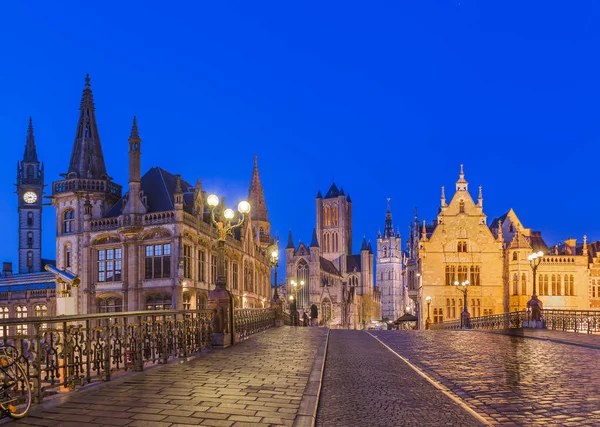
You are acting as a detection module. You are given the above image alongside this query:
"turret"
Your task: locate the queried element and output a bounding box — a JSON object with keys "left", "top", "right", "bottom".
{"left": 123, "top": 117, "right": 146, "bottom": 215}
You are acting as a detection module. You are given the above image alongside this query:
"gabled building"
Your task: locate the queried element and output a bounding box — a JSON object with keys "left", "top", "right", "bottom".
{"left": 286, "top": 183, "right": 378, "bottom": 328}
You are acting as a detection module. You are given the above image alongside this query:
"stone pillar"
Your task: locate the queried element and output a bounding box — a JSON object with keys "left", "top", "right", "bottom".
{"left": 208, "top": 240, "right": 234, "bottom": 347}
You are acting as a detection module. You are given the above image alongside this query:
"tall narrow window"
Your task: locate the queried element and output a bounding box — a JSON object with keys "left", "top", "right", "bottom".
{"left": 513, "top": 274, "right": 518, "bottom": 295}
{"left": 144, "top": 243, "right": 171, "bottom": 279}
{"left": 458, "top": 265, "right": 468, "bottom": 283}
{"left": 324, "top": 206, "right": 331, "bottom": 226}
{"left": 27, "top": 212, "right": 33, "bottom": 226}
{"left": 332, "top": 206, "right": 338, "bottom": 226}
{"left": 569, "top": 275, "right": 575, "bottom": 296}
{"left": 197, "top": 294, "right": 208, "bottom": 310}
{"left": 98, "top": 248, "right": 122, "bottom": 282}
{"left": 183, "top": 245, "right": 192, "bottom": 279}
{"left": 445, "top": 265, "right": 456, "bottom": 286}
{"left": 183, "top": 293, "right": 191, "bottom": 310}
{"left": 63, "top": 209, "right": 75, "bottom": 233}
{"left": 197, "top": 250, "right": 206, "bottom": 282}
{"left": 0, "top": 307, "right": 8, "bottom": 338}
{"left": 459, "top": 200, "right": 465, "bottom": 213}
{"left": 16, "top": 305, "right": 27, "bottom": 335}
{"left": 145, "top": 294, "right": 172, "bottom": 310}
{"left": 27, "top": 251, "right": 33, "bottom": 270}
{"left": 521, "top": 273, "right": 527, "bottom": 295}
{"left": 27, "top": 232, "right": 33, "bottom": 248}
{"left": 446, "top": 298, "right": 451, "bottom": 319}
{"left": 556, "top": 275, "right": 561, "bottom": 296}
{"left": 469, "top": 266, "right": 480, "bottom": 286}
{"left": 65, "top": 244, "right": 72, "bottom": 268}
{"left": 457, "top": 241, "right": 467, "bottom": 252}
{"left": 551, "top": 275, "right": 557, "bottom": 295}
{"left": 233, "top": 263, "right": 239, "bottom": 289}
{"left": 211, "top": 255, "right": 217, "bottom": 284}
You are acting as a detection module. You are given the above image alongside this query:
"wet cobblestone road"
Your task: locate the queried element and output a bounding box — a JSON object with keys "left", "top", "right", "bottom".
{"left": 372, "top": 330, "right": 600, "bottom": 426}
{"left": 316, "top": 330, "right": 486, "bottom": 427}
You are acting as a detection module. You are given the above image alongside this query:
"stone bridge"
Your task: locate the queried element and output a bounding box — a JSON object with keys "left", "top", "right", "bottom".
{"left": 1, "top": 319, "right": 599, "bottom": 427}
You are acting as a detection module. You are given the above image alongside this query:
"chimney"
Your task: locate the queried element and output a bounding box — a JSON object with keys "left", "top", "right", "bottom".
{"left": 2, "top": 262, "right": 13, "bottom": 277}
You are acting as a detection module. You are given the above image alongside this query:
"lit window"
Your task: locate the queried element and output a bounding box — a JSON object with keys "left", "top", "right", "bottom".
{"left": 144, "top": 243, "right": 171, "bottom": 279}
{"left": 63, "top": 210, "right": 75, "bottom": 233}
{"left": 98, "top": 248, "right": 122, "bottom": 282}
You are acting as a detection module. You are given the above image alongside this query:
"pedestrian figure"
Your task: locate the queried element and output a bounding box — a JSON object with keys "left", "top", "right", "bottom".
{"left": 303, "top": 311, "right": 309, "bottom": 327}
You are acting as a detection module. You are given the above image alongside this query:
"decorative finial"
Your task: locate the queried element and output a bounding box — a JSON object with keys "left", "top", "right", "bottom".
{"left": 479, "top": 186, "right": 483, "bottom": 199}
{"left": 28, "top": 116, "right": 33, "bottom": 131}
{"left": 85, "top": 73, "right": 91, "bottom": 88}
{"left": 130, "top": 116, "right": 139, "bottom": 139}
{"left": 460, "top": 164, "right": 464, "bottom": 175}
{"left": 175, "top": 174, "right": 182, "bottom": 193}
{"left": 254, "top": 154, "right": 258, "bottom": 168}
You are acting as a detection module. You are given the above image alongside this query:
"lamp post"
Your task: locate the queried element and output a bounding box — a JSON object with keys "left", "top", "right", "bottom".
{"left": 425, "top": 296, "right": 432, "bottom": 330}
{"left": 454, "top": 279, "right": 470, "bottom": 329}
{"left": 527, "top": 251, "right": 544, "bottom": 323}
{"left": 206, "top": 194, "right": 251, "bottom": 347}
{"left": 416, "top": 272, "right": 422, "bottom": 329}
{"left": 288, "top": 295, "right": 297, "bottom": 326}
{"left": 268, "top": 243, "right": 280, "bottom": 302}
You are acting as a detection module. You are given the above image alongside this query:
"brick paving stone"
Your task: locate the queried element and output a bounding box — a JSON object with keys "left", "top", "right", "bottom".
{"left": 372, "top": 330, "right": 600, "bottom": 426}
{"left": 5, "top": 327, "right": 326, "bottom": 427}
{"left": 316, "top": 330, "right": 485, "bottom": 427}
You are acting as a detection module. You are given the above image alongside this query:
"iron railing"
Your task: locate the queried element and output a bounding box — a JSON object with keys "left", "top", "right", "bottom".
{"left": 430, "top": 309, "right": 600, "bottom": 333}
{"left": 0, "top": 309, "right": 213, "bottom": 404}
{"left": 234, "top": 308, "right": 275, "bottom": 341}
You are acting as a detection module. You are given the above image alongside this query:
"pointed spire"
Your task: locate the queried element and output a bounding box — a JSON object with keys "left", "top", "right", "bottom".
{"left": 456, "top": 164, "right": 468, "bottom": 192}
{"left": 361, "top": 236, "right": 368, "bottom": 251}
{"left": 584, "top": 235, "right": 589, "bottom": 256}
{"left": 129, "top": 116, "right": 141, "bottom": 149}
{"left": 23, "top": 117, "right": 38, "bottom": 162}
{"left": 478, "top": 185, "right": 483, "bottom": 207}
{"left": 316, "top": 189, "right": 322, "bottom": 198}
{"left": 367, "top": 241, "right": 373, "bottom": 254}
{"left": 383, "top": 198, "right": 394, "bottom": 238}
{"left": 422, "top": 220, "right": 427, "bottom": 240}
{"left": 67, "top": 74, "right": 108, "bottom": 179}
{"left": 310, "top": 228, "right": 320, "bottom": 247}
{"left": 325, "top": 182, "right": 340, "bottom": 198}
{"left": 175, "top": 174, "right": 182, "bottom": 193}
{"left": 248, "top": 155, "right": 269, "bottom": 222}
{"left": 346, "top": 193, "right": 351, "bottom": 202}
{"left": 339, "top": 187, "right": 345, "bottom": 196}
{"left": 497, "top": 219, "right": 503, "bottom": 241}
{"left": 286, "top": 229, "right": 295, "bottom": 249}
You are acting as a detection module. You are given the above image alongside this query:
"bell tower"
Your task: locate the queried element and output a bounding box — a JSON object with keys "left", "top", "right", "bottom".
{"left": 17, "top": 118, "right": 44, "bottom": 273}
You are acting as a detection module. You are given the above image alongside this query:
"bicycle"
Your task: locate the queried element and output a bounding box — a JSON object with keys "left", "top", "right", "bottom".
{"left": 0, "top": 345, "right": 31, "bottom": 419}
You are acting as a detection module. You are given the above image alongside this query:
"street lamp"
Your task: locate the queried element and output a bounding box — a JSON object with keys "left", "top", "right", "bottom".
{"left": 288, "top": 294, "right": 297, "bottom": 326}
{"left": 425, "top": 296, "right": 432, "bottom": 330}
{"left": 527, "top": 251, "right": 544, "bottom": 323}
{"left": 206, "top": 194, "right": 251, "bottom": 346}
{"left": 267, "top": 242, "right": 280, "bottom": 302}
{"left": 454, "top": 279, "right": 470, "bottom": 329}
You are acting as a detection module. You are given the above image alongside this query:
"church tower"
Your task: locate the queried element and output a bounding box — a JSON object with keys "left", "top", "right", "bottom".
{"left": 316, "top": 183, "right": 352, "bottom": 274}
{"left": 376, "top": 200, "right": 403, "bottom": 321}
{"left": 51, "top": 75, "right": 122, "bottom": 313}
{"left": 17, "top": 118, "right": 44, "bottom": 274}
{"left": 248, "top": 155, "right": 271, "bottom": 248}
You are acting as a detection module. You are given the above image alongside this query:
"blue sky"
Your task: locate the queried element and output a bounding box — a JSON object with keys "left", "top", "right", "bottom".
{"left": 1, "top": 1, "right": 599, "bottom": 277}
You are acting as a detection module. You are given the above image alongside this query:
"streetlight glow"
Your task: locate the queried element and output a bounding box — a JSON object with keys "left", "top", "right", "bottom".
{"left": 238, "top": 200, "right": 251, "bottom": 214}
{"left": 223, "top": 208, "right": 235, "bottom": 219}
{"left": 207, "top": 194, "right": 219, "bottom": 207}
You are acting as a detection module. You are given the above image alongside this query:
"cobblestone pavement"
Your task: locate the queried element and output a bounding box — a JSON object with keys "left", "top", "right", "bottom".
{"left": 316, "top": 330, "right": 486, "bottom": 427}
{"left": 7, "top": 327, "right": 327, "bottom": 427}
{"left": 372, "top": 330, "right": 600, "bottom": 426}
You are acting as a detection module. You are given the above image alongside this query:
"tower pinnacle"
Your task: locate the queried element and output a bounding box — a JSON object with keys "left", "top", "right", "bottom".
{"left": 248, "top": 155, "right": 269, "bottom": 222}
{"left": 383, "top": 198, "right": 394, "bottom": 238}
{"left": 23, "top": 117, "right": 38, "bottom": 162}
{"left": 67, "top": 74, "right": 108, "bottom": 179}
{"left": 455, "top": 164, "right": 468, "bottom": 191}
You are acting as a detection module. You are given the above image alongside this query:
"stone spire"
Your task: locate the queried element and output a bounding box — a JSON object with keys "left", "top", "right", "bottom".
{"left": 67, "top": 74, "right": 108, "bottom": 179}
{"left": 455, "top": 164, "right": 468, "bottom": 192}
{"left": 248, "top": 155, "right": 269, "bottom": 222}
{"left": 286, "top": 229, "right": 295, "bottom": 249}
{"left": 478, "top": 185, "right": 483, "bottom": 207}
{"left": 23, "top": 117, "right": 38, "bottom": 162}
{"left": 128, "top": 116, "right": 141, "bottom": 183}
{"left": 584, "top": 235, "right": 589, "bottom": 257}
{"left": 383, "top": 198, "right": 394, "bottom": 238}
{"left": 440, "top": 186, "right": 446, "bottom": 207}
{"left": 361, "top": 236, "right": 368, "bottom": 251}
{"left": 310, "top": 228, "right": 320, "bottom": 247}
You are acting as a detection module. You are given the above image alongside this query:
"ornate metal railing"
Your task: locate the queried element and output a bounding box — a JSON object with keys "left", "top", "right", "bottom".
{"left": 430, "top": 310, "right": 600, "bottom": 333}
{"left": 430, "top": 311, "right": 525, "bottom": 330}
{"left": 0, "top": 309, "right": 213, "bottom": 404}
{"left": 544, "top": 310, "right": 600, "bottom": 333}
{"left": 234, "top": 308, "right": 275, "bottom": 341}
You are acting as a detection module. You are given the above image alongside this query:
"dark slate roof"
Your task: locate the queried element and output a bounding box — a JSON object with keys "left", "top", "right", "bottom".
{"left": 320, "top": 257, "right": 341, "bottom": 276}
{"left": 529, "top": 231, "right": 548, "bottom": 253}
{"left": 588, "top": 241, "right": 600, "bottom": 262}
{"left": 324, "top": 183, "right": 340, "bottom": 199}
{"left": 310, "top": 229, "right": 319, "bottom": 247}
{"left": 346, "top": 254, "right": 361, "bottom": 273}
{"left": 489, "top": 212, "right": 509, "bottom": 230}
{"left": 316, "top": 190, "right": 322, "bottom": 199}
{"left": 287, "top": 230, "right": 295, "bottom": 249}
{"left": 106, "top": 167, "right": 194, "bottom": 217}
{"left": 0, "top": 271, "right": 56, "bottom": 291}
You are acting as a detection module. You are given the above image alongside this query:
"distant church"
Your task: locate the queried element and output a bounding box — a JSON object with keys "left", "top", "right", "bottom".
{"left": 285, "top": 183, "right": 380, "bottom": 328}
{"left": 0, "top": 75, "right": 274, "bottom": 318}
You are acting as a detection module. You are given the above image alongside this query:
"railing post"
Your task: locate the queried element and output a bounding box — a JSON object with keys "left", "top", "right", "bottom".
{"left": 104, "top": 318, "right": 111, "bottom": 382}
{"left": 33, "top": 323, "right": 43, "bottom": 404}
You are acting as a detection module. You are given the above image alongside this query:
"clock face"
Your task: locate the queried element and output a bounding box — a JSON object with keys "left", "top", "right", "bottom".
{"left": 23, "top": 191, "right": 37, "bottom": 204}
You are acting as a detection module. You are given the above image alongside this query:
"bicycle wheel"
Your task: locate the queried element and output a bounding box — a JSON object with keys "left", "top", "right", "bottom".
{"left": 1, "top": 359, "right": 31, "bottom": 419}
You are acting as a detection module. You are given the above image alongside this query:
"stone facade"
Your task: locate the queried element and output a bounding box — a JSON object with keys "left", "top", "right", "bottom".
{"left": 285, "top": 184, "right": 380, "bottom": 328}
{"left": 407, "top": 166, "right": 594, "bottom": 329}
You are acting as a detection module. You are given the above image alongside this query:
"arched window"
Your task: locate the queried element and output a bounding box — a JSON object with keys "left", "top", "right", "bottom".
{"left": 556, "top": 275, "right": 561, "bottom": 296}
{"left": 509, "top": 224, "right": 514, "bottom": 233}
{"left": 183, "top": 292, "right": 191, "bottom": 310}
{"left": 324, "top": 206, "right": 331, "bottom": 226}
{"left": 296, "top": 260, "right": 309, "bottom": 309}
{"left": 333, "top": 232, "right": 338, "bottom": 252}
{"left": 513, "top": 274, "right": 518, "bottom": 295}
{"left": 145, "top": 294, "right": 172, "bottom": 311}
{"left": 65, "top": 243, "right": 72, "bottom": 268}
{"left": 551, "top": 275, "right": 557, "bottom": 295}
{"left": 63, "top": 209, "right": 75, "bottom": 233}
{"left": 197, "top": 294, "right": 208, "bottom": 310}
{"left": 98, "top": 297, "right": 122, "bottom": 313}
{"left": 0, "top": 307, "right": 8, "bottom": 338}
{"left": 459, "top": 200, "right": 465, "bottom": 213}
{"left": 512, "top": 252, "right": 518, "bottom": 261}
{"left": 27, "top": 212, "right": 33, "bottom": 226}
{"left": 521, "top": 273, "right": 527, "bottom": 295}
{"left": 332, "top": 206, "right": 338, "bottom": 226}
{"left": 27, "top": 232, "right": 33, "bottom": 248}
{"left": 27, "top": 251, "right": 33, "bottom": 271}
{"left": 569, "top": 275, "right": 575, "bottom": 296}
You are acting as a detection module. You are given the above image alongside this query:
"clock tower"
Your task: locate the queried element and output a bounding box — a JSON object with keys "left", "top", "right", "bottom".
{"left": 17, "top": 118, "right": 44, "bottom": 274}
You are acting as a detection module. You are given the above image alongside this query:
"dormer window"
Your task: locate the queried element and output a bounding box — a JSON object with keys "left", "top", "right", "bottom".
{"left": 457, "top": 241, "right": 467, "bottom": 252}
